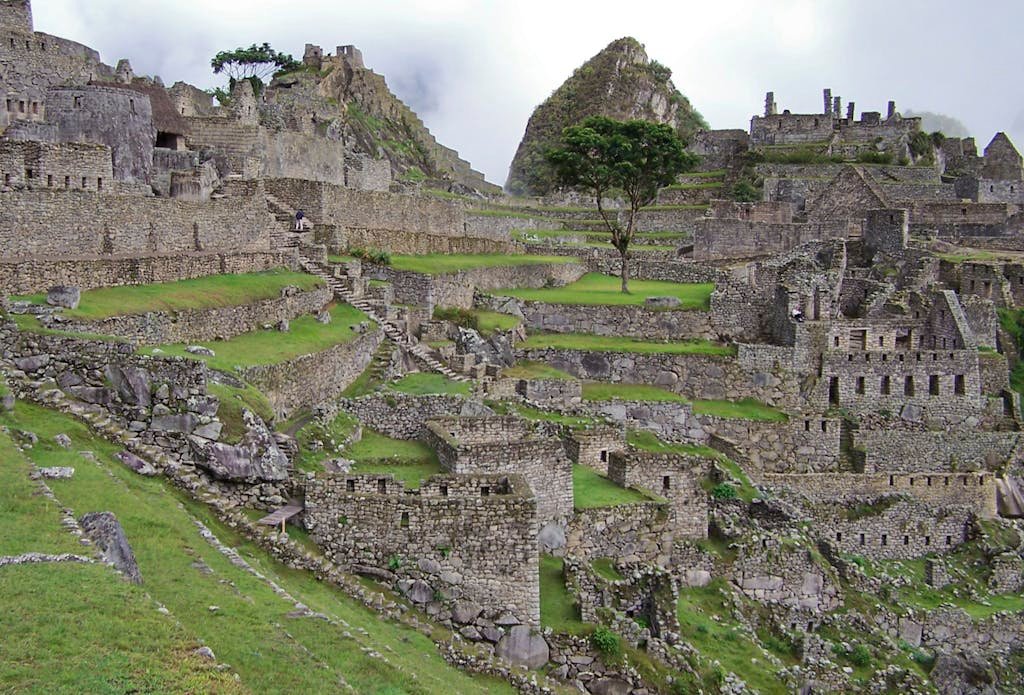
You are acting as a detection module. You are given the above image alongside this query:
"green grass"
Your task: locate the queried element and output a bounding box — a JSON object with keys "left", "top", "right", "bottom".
{"left": 0, "top": 402, "right": 508, "bottom": 694}
{"left": 8, "top": 313, "right": 131, "bottom": 342}
{"left": 519, "top": 332, "right": 735, "bottom": 356}
{"left": 583, "top": 382, "right": 687, "bottom": 402}
{"left": 475, "top": 310, "right": 522, "bottom": 335}
{"left": 938, "top": 249, "right": 1024, "bottom": 264}
{"left": 676, "top": 580, "right": 789, "bottom": 694}
{"left": 626, "top": 430, "right": 721, "bottom": 459}
{"left": 590, "top": 558, "right": 624, "bottom": 582}
{"left": 207, "top": 382, "right": 275, "bottom": 443}
{"left": 502, "top": 361, "right": 576, "bottom": 381}
{"left": 344, "top": 429, "right": 441, "bottom": 485}
{"left": 495, "top": 273, "right": 713, "bottom": 309}
{"left": 145, "top": 303, "right": 369, "bottom": 370}
{"left": 511, "top": 405, "right": 597, "bottom": 428}
{"left": 665, "top": 181, "right": 724, "bottom": 190}
{"left": 14, "top": 269, "right": 323, "bottom": 320}
{"left": 539, "top": 555, "right": 588, "bottom": 635}
{"left": 692, "top": 398, "right": 788, "bottom": 422}
{"left": 387, "top": 373, "right": 472, "bottom": 396}
{"left": 294, "top": 410, "right": 360, "bottom": 473}
{"left": 389, "top": 254, "right": 577, "bottom": 274}
{"left": 573, "top": 464, "right": 651, "bottom": 509}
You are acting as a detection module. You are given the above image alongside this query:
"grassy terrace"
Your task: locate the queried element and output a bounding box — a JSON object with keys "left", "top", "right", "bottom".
{"left": 495, "top": 273, "right": 713, "bottom": 309}
{"left": 519, "top": 332, "right": 735, "bottom": 356}
{"left": 145, "top": 303, "right": 368, "bottom": 371}
{"left": 582, "top": 383, "right": 786, "bottom": 421}
{"left": 345, "top": 430, "right": 442, "bottom": 488}
{"left": 539, "top": 555, "right": 588, "bottom": 635}
{"left": 0, "top": 401, "right": 507, "bottom": 694}
{"left": 433, "top": 307, "right": 522, "bottom": 335}
{"left": 501, "top": 361, "right": 576, "bottom": 380}
{"left": 573, "top": 464, "right": 652, "bottom": 509}
{"left": 387, "top": 372, "right": 472, "bottom": 396}
{"left": 14, "top": 269, "right": 322, "bottom": 320}
{"left": 388, "top": 253, "right": 577, "bottom": 275}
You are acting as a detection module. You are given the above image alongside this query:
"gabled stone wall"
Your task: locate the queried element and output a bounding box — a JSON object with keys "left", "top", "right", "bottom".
{"left": 607, "top": 449, "right": 709, "bottom": 539}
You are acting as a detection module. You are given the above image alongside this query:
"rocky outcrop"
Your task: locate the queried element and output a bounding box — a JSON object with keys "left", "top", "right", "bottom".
{"left": 79, "top": 511, "right": 142, "bottom": 584}
{"left": 506, "top": 37, "right": 707, "bottom": 195}
{"left": 191, "top": 409, "right": 290, "bottom": 483}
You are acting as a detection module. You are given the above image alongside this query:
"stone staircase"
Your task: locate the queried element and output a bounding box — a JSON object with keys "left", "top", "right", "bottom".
{"left": 265, "top": 193, "right": 306, "bottom": 251}
{"left": 297, "top": 255, "right": 470, "bottom": 384}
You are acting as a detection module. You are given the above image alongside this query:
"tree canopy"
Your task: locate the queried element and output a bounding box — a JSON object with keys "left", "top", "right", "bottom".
{"left": 211, "top": 43, "right": 301, "bottom": 93}
{"left": 546, "top": 116, "right": 697, "bottom": 291}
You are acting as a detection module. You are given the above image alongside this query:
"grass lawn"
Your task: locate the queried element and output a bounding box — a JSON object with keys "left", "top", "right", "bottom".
{"left": 388, "top": 254, "right": 577, "bottom": 275}
{"left": 14, "top": 269, "right": 322, "bottom": 320}
{"left": 693, "top": 398, "right": 788, "bottom": 422}
{"left": 539, "top": 555, "right": 588, "bottom": 635}
{"left": 573, "top": 464, "right": 651, "bottom": 509}
{"left": 207, "top": 382, "right": 275, "bottom": 443}
{"left": 145, "top": 303, "right": 369, "bottom": 370}
{"left": 387, "top": 372, "right": 472, "bottom": 396}
{"left": 495, "top": 273, "right": 713, "bottom": 309}
{"left": 519, "top": 332, "right": 735, "bottom": 356}
{"left": 0, "top": 402, "right": 508, "bottom": 694}
{"left": 476, "top": 310, "right": 522, "bottom": 334}
{"left": 346, "top": 429, "right": 439, "bottom": 466}
{"left": 294, "top": 410, "right": 360, "bottom": 473}
{"left": 626, "top": 430, "right": 722, "bottom": 459}
{"left": 502, "top": 361, "right": 576, "bottom": 381}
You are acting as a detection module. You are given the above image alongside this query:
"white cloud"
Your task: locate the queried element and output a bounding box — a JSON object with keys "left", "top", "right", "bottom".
{"left": 26, "top": 0, "right": 1024, "bottom": 185}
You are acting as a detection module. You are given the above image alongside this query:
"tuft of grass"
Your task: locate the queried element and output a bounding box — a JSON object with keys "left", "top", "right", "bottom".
{"left": 387, "top": 373, "right": 472, "bottom": 397}
{"left": 495, "top": 273, "right": 713, "bottom": 309}
{"left": 388, "top": 254, "right": 577, "bottom": 275}
{"left": 14, "top": 269, "right": 323, "bottom": 320}
{"left": 519, "top": 332, "right": 735, "bottom": 356}
{"left": 573, "top": 464, "right": 651, "bottom": 509}
{"left": 591, "top": 558, "right": 624, "bottom": 582}
{"left": 144, "top": 303, "right": 369, "bottom": 370}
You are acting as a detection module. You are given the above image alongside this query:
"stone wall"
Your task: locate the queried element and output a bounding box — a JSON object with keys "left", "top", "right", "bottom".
{"left": 0, "top": 139, "right": 112, "bottom": 190}
{"left": 761, "top": 471, "right": 997, "bottom": 517}
{"left": 0, "top": 250, "right": 295, "bottom": 295}
{"left": 43, "top": 286, "right": 330, "bottom": 345}
{"left": 0, "top": 185, "right": 273, "bottom": 260}
{"left": 633, "top": 206, "right": 708, "bottom": 233}
{"left": 607, "top": 450, "right": 709, "bottom": 539}
{"left": 813, "top": 502, "right": 974, "bottom": 560}
{"left": 708, "top": 416, "right": 840, "bottom": 473}
{"left": 512, "top": 301, "right": 716, "bottom": 341}
{"left": 692, "top": 218, "right": 848, "bottom": 261}
{"left": 304, "top": 473, "right": 540, "bottom": 625}
{"left": 565, "top": 502, "right": 674, "bottom": 565}
{"left": 424, "top": 416, "right": 573, "bottom": 522}
{"left": 0, "top": 25, "right": 112, "bottom": 106}
{"left": 335, "top": 393, "right": 466, "bottom": 439}
{"left": 515, "top": 347, "right": 802, "bottom": 409}
{"left": 733, "top": 543, "right": 841, "bottom": 612}
{"left": 565, "top": 426, "right": 626, "bottom": 472}
{"left": 381, "top": 262, "right": 585, "bottom": 311}
{"left": 855, "top": 430, "right": 1020, "bottom": 473}
{"left": 240, "top": 328, "right": 382, "bottom": 419}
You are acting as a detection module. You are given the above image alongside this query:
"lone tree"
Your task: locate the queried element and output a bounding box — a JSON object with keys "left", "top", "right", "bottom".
{"left": 546, "top": 116, "right": 697, "bottom": 292}
{"left": 211, "top": 43, "right": 301, "bottom": 96}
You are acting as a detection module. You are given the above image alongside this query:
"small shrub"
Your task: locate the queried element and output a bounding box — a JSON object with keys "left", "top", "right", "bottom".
{"left": 732, "top": 180, "right": 761, "bottom": 203}
{"left": 433, "top": 307, "right": 480, "bottom": 332}
{"left": 711, "top": 483, "right": 738, "bottom": 500}
{"left": 590, "top": 626, "right": 621, "bottom": 657}
{"left": 856, "top": 150, "right": 895, "bottom": 165}
{"left": 387, "top": 555, "right": 402, "bottom": 571}
{"left": 337, "top": 515, "right": 348, "bottom": 526}
{"left": 348, "top": 247, "right": 391, "bottom": 266}
{"left": 850, "top": 643, "right": 872, "bottom": 667}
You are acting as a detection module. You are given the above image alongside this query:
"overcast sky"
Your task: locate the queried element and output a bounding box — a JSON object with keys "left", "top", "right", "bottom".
{"left": 31, "top": 0, "right": 1024, "bottom": 185}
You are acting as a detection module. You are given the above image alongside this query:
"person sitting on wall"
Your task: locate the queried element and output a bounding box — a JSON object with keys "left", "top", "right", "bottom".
{"left": 791, "top": 307, "right": 805, "bottom": 322}
{"left": 294, "top": 210, "right": 308, "bottom": 231}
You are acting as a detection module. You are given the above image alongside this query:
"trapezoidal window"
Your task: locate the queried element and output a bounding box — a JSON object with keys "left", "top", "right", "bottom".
{"left": 904, "top": 376, "right": 915, "bottom": 397}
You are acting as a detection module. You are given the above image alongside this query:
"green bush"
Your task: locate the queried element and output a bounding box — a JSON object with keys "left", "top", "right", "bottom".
{"left": 849, "top": 643, "right": 871, "bottom": 667}
{"left": 590, "top": 626, "right": 621, "bottom": 656}
{"left": 732, "top": 180, "right": 761, "bottom": 202}
{"left": 349, "top": 247, "right": 391, "bottom": 266}
{"left": 711, "top": 483, "right": 738, "bottom": 500}
{"left": 856, "top": 151, "right": 895, "bottom": 165}
{"left": 387, "top": 555, "right": 402, "bottom": 571}
{"left": 433, "top": 307, "right": 480, "bottom": 332}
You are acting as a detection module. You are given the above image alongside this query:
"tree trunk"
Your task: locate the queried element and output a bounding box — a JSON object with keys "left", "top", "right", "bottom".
{"left": 620, "top": 247, "right": 630, "bottom": 293}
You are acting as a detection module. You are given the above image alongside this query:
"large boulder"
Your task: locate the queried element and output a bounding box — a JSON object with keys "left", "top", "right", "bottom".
{"left": 495, "top": 625, "right": 549, "bottom": 668}
{"left": 104, "top": 364, "right": 152, "bottom": 407}
{"left": 455, "top": 327, "right": 515, "bottom": 367}
{"left": 930, "top": 651, "right": 998, "bottom": 695}
{"left": 46, "top": 286, "right": 80, "bottom": 310}
{"left": 116, "top": 451, "right": 158, "bottom": 477}
{"left": 79, "top": 511, "right": 142, "bottom": 584}
{"left": 191, "top": 410, "right": 290, "bottom": 482}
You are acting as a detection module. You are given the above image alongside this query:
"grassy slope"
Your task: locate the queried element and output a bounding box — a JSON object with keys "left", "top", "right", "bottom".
{"left": 147, "top": 303, "right": 368, "bottom": 370}
{"left": 207, "top": 382, "right": 275, "bottom": 443}
{"left": 0, "top": 401, "right": 510, "bottom": 694}
{"left": 520, "top": 332, "right": 735, "bottom": 356}
{"left": 502, "top": 361, "right": 577, "bottom": 380}
{"left": 496, "top": 273, "right": 713, "bottom": 309}
{"left": 389, "top": 254, "right": 577, "bottom": 275}
{"left": 539, "top": 555, "right": 587, "bottom": 635}
{"left": 15, "top": 269, "right": 322, "bottom": 320}
{"left": 345, "top": 430, "right": 442, "bottom": 489}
